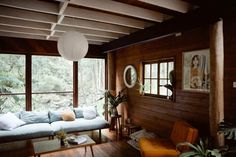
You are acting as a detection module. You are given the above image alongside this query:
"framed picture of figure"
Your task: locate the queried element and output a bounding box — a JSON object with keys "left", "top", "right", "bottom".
{"left": 182, "top": 49, "right": 210, "bottom": 92}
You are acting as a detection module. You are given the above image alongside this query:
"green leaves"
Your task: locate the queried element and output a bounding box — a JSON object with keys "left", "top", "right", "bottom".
{"left": 177, "top": 139, "right": 222, "bottom": 157}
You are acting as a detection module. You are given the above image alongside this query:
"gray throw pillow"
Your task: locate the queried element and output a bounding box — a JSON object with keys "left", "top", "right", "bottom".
{"left": 74, "top": 107, "right": 84, "bottom": 118}
{"left": 20, "top": 111, "right": 50, "bottom": 124}
{"left": 49, "top": 111, "right": 62, "bottom": 123}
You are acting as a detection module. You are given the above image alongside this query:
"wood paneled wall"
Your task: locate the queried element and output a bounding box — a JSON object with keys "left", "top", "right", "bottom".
{"left": 115, "top": 18, "right": 236, "bottom": 137}
{"left": 224, "top": 17, "right": 236, "bottom": 125}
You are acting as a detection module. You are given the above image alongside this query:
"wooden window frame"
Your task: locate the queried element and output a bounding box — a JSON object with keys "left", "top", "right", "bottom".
{"left": 0, "top": 53, "right": 107, "bottom": 111}
{"left": 142, "top": 58, "right": 175, "bottom": 100}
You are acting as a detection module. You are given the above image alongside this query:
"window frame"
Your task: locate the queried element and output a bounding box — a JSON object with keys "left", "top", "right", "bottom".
{"left": 142, "top": 57, "right": 175, "bottom": 100}
{"left": 0, "top": 53, "right": 107, "bottom": 114}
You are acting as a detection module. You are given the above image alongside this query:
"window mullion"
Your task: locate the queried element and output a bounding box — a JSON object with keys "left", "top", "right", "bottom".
{"left": 150, "top": 64, "right": 152, "bottom": 94}
{"left": 167, "top": 62, "right": 169, "bottom": 96}
{"left": 157, "top": 62, "right": 160, "bottom": 96}
{"left": 26, "top": 54, "right": 31, "bottom": 111}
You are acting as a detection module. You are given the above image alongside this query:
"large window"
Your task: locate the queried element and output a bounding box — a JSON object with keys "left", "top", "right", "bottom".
{"left": 0, "top": 54, "right": 106, "bottom": 113}
{"left": 143, "top": 58, "right": 174, "bottom": 99}
{"left": 32, "top": 56, "right": 73, "bottom": 111}
{"left": 0, "top": 54, "right": 25, "bottom": 113}
{"left": 78, "top": 58, "right": 105, "bottom": 115}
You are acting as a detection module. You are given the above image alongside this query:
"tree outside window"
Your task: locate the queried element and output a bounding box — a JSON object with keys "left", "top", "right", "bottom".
{"left": 32, "top": 56, "right": 73, "bottom": 111}
{"left": 78, "top": 58, "right": 105, "bottom": 116}
{"left": 0, "top": 54, "right": 25, "bottom": 113}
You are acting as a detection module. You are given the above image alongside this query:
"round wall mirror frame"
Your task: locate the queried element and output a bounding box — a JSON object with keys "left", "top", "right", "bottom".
{"left": 123, "top": 65, "right": 137, "bottom": 88}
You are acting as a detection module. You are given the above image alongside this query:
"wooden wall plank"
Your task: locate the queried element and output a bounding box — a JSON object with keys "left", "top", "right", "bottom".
{"left": 115, "top": 17, "right": 236, "bottom": 138}
{"left": 115, "top": 26, "right": 210, "bottom": 137}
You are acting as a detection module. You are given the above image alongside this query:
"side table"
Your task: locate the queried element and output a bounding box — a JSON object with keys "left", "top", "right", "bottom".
{"left": 110, "top": 115, "right": 122, "bottom": 140}
{"left": 124, "top": 123, "right": 140, "bottom": 136}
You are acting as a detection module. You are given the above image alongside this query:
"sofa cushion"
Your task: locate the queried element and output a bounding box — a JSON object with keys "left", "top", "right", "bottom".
{"left": 51, "top": 116, "right": 109, "bottom": 133}
{"left": 83, "top": 106, "right": 97, "bottom": 119}
{"left": 61, "top": 110, "right": 75, "bottom": 121}
{"left": 20, "top": 111, "right": 50, "bottom": 124}
{"left": 49, "top": 111, "right": 62, "bottom": 123}
{"left": 139, "top": 137, "right": 179, "bottom": 157}
{"left": 74, "top": 107, "right": 84, "bottom": 118}
{"left": 0, "top": 123, "right": 54, "bottom": 142}
{"left": 0, "top": 112, "right": 26, "bottom": 130}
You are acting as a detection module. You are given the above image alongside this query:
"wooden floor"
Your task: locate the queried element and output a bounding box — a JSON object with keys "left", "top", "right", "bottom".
{"left": 0, "top": 129, "right": 141, "bottom": 157}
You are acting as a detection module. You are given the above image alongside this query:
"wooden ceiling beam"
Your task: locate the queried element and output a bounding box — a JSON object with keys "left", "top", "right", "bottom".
{"left": 0, "top": 25, "right": 51, "bottom": 36}
{"left": 54, "top": 25, "right": 122, "bottom": 39}
{"left": 138, "top": 0, "right": 192, "bottom": 13}
{"left": 101, "top": 8, "right": 219, "bottom": 52}
{"left": 61, "top": 17, "right": 136, "bottom": 34}
{"left": 0, "top": 17, "right": 51, "bottom": 31}
{"left": 0, "top": 0, "right": 58, "bottom": 15}
{"left": 53, "top": 33, "right": 111, "bottom": 43}
{"left": 65, "top": 6, "right": 154, "bottom": 29}
{"left": 0, "top": 36, "right": 105, "bottom": 58}
{"left": 0, "top": 6, "right": 57, "bottom": 23}
{"left": 0, "top": 31, "right": 47, "bottom": 41}
{"left": 69, "top": 0, "right": 168, "bottom": 22}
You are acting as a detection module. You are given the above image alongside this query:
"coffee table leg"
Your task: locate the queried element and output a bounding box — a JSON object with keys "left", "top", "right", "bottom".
{"left": 85, "top": 146, "right": 87, "bottom": 152}
{"left": 90, "top": 146, "right": 94, "bottom": 157}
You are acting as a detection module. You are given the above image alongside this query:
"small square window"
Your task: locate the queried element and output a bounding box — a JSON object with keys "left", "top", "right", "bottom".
{"left": 142, "top": 58, "right": 175, "bottom": 99}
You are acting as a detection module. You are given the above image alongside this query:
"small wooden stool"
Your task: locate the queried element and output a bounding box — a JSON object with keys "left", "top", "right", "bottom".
{"left": 110, "top": 115, "right": 122, "bottom": 140}
{"left": 124, "top": 123, "right": 140, "bottom": 136}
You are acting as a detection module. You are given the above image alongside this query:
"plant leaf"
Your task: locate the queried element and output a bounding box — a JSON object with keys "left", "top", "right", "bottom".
{"left": 196, "top": 144, "right": 204, "bottom": 155}
{"left": 179, "top": 151, "right": 199, "bottom": 157}
{"left": 177, "top": 142, "right": 199, "bottom": 152}
{"left": 199, "top": 138, "right": 205, "bottom": 154}
{"left": 207, "top": 149, "right": 222, "bottom": 157}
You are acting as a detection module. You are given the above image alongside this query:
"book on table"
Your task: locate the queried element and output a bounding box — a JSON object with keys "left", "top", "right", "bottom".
{"left": 67, "top": 136, "right": 87, "bottom": 145}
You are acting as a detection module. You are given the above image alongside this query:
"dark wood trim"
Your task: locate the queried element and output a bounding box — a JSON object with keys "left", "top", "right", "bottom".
{"left": 25, "top": 54, "right": 31, "bottom": 111}
{"left": 73, "top": 62, "right": 78, "bottom": 107}
{"left": 104, "top": 56, "right": 108, "bottom": 120}
{"left": 0, "top": 36, "right": 105, "bottom": 58}
{"left": 101, "top": 8, "right": 219, "bottom": 52}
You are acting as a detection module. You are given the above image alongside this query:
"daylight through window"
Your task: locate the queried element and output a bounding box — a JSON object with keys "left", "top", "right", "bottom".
{"left": 32, "top": 56, "right": 73, "bottom": 111}
{"left": 143, "top": 58, "right": 174, "bottom": 99}
{"left": 78, "top": 58, "right": 105, "bottom": 116}
{"left": 0, "top": 54, "right": 26, "bottom": 113}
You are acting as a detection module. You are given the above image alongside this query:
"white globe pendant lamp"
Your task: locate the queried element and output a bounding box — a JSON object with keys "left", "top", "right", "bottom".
{"left": 57, "top": 31, "right": 89, "bottom": 61}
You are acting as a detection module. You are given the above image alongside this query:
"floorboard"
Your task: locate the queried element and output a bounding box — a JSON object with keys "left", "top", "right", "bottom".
{"left": 0, "top": 129, "right": 141, "bottom": 157}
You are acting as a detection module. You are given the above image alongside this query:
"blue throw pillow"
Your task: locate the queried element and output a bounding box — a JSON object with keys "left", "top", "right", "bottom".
{"left": 74, "top": 107, "right": 84, "bottom": 118}
{"left": 20, "top": 111, "right": 50, "bottom": 124}
{"left": 49, "top": 111, "right": 62, "bottom": 123}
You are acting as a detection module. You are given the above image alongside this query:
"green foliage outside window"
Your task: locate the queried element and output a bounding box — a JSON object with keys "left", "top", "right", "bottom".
{"left": 0, "top": 54, "right": 105, "bottom": 115}
{"left": 0, "top": 54, "right": 25, "bottom": 113}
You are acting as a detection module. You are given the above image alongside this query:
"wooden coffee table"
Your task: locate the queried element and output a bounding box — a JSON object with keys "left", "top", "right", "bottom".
{"left": 33, "top": 134, "right": 96, "bottom": 157}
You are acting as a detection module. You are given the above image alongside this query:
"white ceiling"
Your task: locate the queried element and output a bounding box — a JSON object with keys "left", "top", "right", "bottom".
{"left": 0, "top": 0, "right": 196, "bottom": 45}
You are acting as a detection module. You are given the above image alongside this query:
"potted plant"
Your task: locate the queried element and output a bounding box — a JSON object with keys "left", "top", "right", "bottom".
{"left": 105, "top": 88, "right": 127, "bottom": 116}
{"left": 56, "top": 130, "right": 67, "bottom": 146}
{"left": 177, "top": 138, "right": 223, "bottom": 157}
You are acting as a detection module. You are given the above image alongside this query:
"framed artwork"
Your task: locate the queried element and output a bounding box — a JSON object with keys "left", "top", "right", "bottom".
{"left": 182, "top": 49, "right": 210, "bottom": 92}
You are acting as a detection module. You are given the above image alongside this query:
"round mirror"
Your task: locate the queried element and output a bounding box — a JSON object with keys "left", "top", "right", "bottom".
{"left": 123, "top": 65, "right": 137, "bottom": 88}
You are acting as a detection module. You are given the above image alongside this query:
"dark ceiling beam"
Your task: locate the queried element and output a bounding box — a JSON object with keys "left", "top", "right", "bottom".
{"left": 101, "top": 0, "right": 235, "bottom": 53}
{"left": 0, "top": 36, "right": 105, "bottom": 58}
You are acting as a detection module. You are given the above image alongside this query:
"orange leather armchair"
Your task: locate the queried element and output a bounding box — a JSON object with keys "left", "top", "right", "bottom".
{"left": 139, "top": 120, "right": 198, "bottom": 157}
